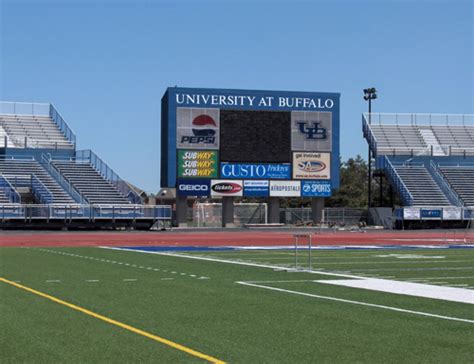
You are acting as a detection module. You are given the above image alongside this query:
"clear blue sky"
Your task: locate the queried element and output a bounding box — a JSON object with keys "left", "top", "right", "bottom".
{"left": 1, "top": 0, "right": 472, "bottom": 192}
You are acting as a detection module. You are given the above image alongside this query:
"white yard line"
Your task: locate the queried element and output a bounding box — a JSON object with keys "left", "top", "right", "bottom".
{"left": 236, "top": 281, "right": 474, "bottom": 324}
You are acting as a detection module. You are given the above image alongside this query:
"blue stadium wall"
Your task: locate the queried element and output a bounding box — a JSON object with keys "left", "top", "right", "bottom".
{"left": 161, "top": 87, "right": 340, "bottom": 193}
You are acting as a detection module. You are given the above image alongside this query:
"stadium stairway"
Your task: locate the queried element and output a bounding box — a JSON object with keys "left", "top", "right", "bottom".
{"left": 0, "top": 188, "right": 11, "bottom": 203}
{"left": 0, "top": 159, "right": 75, "bottom": 204}
{"left": 393, "top": 165, "right": 451, "bottom": 206}
{"left": 439, "top": 167, "right": 474, "bottom": 207}
{"left": 52, "top": 161, "right": 130, "bottom": 205}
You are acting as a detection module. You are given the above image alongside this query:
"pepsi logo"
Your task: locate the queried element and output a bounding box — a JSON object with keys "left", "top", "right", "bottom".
{"left": 192, "top": 114, "right": 216, "bottom": 137}
{"left": 297, "top": 161, "right": 326, "bottom": 172}
{"left": 212, "top": 182, "right": 242, "bottom": 194}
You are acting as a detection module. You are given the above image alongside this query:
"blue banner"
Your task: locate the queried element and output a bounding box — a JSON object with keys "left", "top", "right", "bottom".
{"left": 301, "top": 181, "right": 332, "bottom": 197}
{"left": 420, "top": 209, "right": 442, "bottom": 219}
{"left": 243, "top": 180, "right": 269, "bottom": 197}
{"left": 220, "top": 163, "right": 290, "bottom": 179}
{"left": 177, "top": 179, "right": 210, "bottom": 196}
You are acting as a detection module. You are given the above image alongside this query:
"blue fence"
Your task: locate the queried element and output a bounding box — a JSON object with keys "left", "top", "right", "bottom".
{"left": 0, "top": 204, "right": 171, "bottom": 220}
{"left": 0, "top": 175, "right": 21, "bottom": 203}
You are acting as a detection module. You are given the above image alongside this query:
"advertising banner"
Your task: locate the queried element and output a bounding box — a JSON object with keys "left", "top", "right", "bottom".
{"left": 293, "top": 152, "right": 331, "bottom": 179}
{"left": 442, "top": 207, "right": 462, "bottom": 220}
{"left": 291, "top": 111, "right": 332, "bottom": 151}
{"left": 421, "top": 209, "right": 442, "bottom": 219}
{"left": 220, "top": 163, "right": 290, "bottom": 179}
{"left": 243, "top": 180, "right": 269, "bottom": 197}
{"left": 301, "top": 181, "right": 332, "bottom": 197}
{"left": 177, "top": 179, "right": 210, "bottom": 196}
{"left": 210, "top": 180, "right": 243, "bottom": 197}
{"left": 176, "top": 108, "right": 220, "bottom": 149}
{"left": 403, "top": 208, "right": 420, "bottom": 220}
{"left": 178, "top": 150, "right": 218, "bottom": 178}
{"left": 269, "top": 180, "right": 301, "bottom": 197}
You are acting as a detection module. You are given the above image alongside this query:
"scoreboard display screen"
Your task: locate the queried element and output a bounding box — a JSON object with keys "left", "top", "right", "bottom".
{"left": 161, "top": 87, "right": 340, "bottom": 197}
{"left": 220, "top": 110, "right": 291, "bottom": 163}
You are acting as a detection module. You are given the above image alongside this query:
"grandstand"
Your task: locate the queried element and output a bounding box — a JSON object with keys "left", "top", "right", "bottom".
{"left": 0, "top": 101, "right": 169, "bottom": 229}
{"left": 363, "top": 113, "right": 474, "bottom": 228}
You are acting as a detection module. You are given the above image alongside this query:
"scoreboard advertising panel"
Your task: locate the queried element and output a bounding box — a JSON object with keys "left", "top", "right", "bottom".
{"left": 161, "top": 87, "right": 340, "bottom": 197}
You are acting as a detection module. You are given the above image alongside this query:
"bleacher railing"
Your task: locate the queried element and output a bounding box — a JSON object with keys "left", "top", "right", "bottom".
{"left": 41, "top": 154, "right": 87, "bottom": 204}
{"left": 429, "top": 161, "right": 463, "bottom": 207}
{"left": 49, "top": 104, "right": 76, "bottom": 147}
{"left": 31, "top": 174, "right": 54, "bottom": 205}
{"left": 362, "top": 115, "right": 378, "bottom": 155}
{"left": 363, "top": 113, "right": 474, "bottom": 126}
{"left": 0, "top": 175, "right": 21, "bottom": 203}
{"left": 74, "top": 149, "right": 143, "bottom": 204}
{"left": 383, "top": 156, "right": 414, "bottom": 205}
{"left": 0, "top": 204, "right": 171, "bottom": 221}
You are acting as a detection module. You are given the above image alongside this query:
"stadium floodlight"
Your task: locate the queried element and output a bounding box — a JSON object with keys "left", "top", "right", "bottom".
{"left": 363, "top": 87, "right": 377, "bottom": 208}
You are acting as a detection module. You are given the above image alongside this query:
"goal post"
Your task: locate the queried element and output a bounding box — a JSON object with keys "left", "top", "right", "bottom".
{"left": 293, "top": 234, "right": 313, "bottom": 271}
{"left": 464, "top": 219, "right": 474, "bottom": 244}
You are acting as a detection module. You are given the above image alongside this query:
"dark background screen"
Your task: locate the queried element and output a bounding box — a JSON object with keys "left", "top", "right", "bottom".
{"left": 220, "top": 110, "right": 291, "bottom": 163}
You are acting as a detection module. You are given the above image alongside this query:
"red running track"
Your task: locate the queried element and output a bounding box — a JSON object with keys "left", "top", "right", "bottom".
{"left": 0, "top": 230, "right": 463, "bottom": 247}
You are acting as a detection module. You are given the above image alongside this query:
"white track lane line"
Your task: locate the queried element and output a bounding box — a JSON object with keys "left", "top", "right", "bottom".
{"left": 236, "top": 281, "right": 474, "bottom": 324}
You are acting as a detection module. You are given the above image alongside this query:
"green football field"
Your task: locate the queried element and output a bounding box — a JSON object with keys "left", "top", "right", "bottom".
{"left": 1, "top": 246, "right": 473, "bottom": 363}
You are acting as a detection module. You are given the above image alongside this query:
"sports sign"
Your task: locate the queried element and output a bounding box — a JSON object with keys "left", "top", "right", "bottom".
{"left": 243, "top": 180, "right": 269, "bottom": 197}
{"left": 301, "top": 181, "right": 332, "bottom": 197}
{"left": 403, "top": 208, "right": 420, "bottom": 220}
{"left": 176, "top": 108, "right": 219, "bottom": 149}
{"left": 177, "top": 179, "right": 210, "bottom": 196}
{"left": 178, "top": 150, "right": 218, "bottom": 178}
{"left": 292, "top": 152, "right": 331, "bottom": 179}
{"left": 420, "top": 209, "right": 442, "bottom": 219}
{"left": 269, "top": 180, "right": 300, "bottom": 197}
{"left": 210, "top": 180, "right": 243, "bottom": 197}
{"left": 220, "top": 163, "right": 290, "bottom": 179}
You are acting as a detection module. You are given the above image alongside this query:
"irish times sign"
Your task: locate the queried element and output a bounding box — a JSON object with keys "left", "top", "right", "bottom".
{"left": 161, "top": 87, "right": 340, "bottom": 197}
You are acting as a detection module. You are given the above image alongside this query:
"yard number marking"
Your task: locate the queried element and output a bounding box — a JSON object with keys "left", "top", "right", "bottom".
{"left": 0, "top": 277, "right": 225, "bottom": 364}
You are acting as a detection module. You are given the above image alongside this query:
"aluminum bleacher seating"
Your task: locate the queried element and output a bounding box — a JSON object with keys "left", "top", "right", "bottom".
{"left": 52, "top": 161, "right": 130, "bottom": 205}
{"left": 0, "top": 159, "right": 75, "bottom": 204}
{"left": 394, "top": 165, "right": 451, "bottom": 206}
{"left": 0, "top": 114, "right": 74, "bottom": 149}
{"left": 439, "top": 167, "right": 474, "bottom": 207}
{"left": 0, "top": 188, "right": 11, "bottom": 204}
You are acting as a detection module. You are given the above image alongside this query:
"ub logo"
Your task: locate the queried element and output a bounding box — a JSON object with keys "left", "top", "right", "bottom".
{"left": 297, "top": 121, "right": 327, "bottom": 140}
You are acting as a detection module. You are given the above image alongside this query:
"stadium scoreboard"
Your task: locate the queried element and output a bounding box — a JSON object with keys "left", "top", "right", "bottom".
{"left": 161, "top": 87, "right": 340, "bottom": 197}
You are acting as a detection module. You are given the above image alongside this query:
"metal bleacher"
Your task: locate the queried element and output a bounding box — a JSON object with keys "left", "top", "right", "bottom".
{"left": 394, "top": 165, "right": 451, "bottom": 206}
{"left": 0, "top": 159, "right": 75, "bottom": 204}
{"left": 52, "top": 161, "right": 130, "bottom": 205}
{"left": 439, "top": 167, "right": 474, "bottom": 207}
{"left": 0, "top": 114, "right": 74, "bottom": 149}
{"left": 364, "top": 113, "right": 474, "bottom": 210}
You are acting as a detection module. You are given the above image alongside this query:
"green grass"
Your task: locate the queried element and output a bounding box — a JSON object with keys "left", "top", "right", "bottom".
{"left": 1, "top": 246, "right": 473, "bottom": 363}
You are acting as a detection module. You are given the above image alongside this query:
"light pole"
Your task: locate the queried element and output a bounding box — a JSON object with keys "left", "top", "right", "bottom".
{"left": 363, "top": 88, "right": 377, "bottom": 208}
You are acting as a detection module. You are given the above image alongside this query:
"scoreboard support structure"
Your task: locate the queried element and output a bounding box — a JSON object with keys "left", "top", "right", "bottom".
{"left": 268, "top": 197, "right": 280, "bottom": 224}
{"left": 222, "top": 197, "right": 235, "bottom": 227}
{"left": 176, "top": 195, "right": 187, "bottom": 227}
{"left": 311, "top": 197, "right": 324, "bottom": 224}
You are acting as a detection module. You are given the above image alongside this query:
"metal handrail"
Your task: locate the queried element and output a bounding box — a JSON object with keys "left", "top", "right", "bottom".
{"left": 0, "top": 174, "right": 21, "bottom": 203}
{"left": 384, "top": 156, "right": 414, "bottom": 205}
{"left": 49, "top": 104, "right": 76, "bottom": 145}
{"left": 429, "top": 161, "right": 463, "bottom": 207}
{"left": 41, "top": 154, "right": 87, "bottom": 204}
{"left": 31, "top": 174, "right": 53, "bottom": 204}
{"left": 363, "top": 112, "right": 474, "bottom": 126}
{"left": 75, "top": 149, "right": 143, "bottom": 204}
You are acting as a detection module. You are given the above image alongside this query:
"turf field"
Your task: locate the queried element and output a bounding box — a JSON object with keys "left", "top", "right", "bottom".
{"left": 1, "top": 245, "right": 473, "bottom": 363}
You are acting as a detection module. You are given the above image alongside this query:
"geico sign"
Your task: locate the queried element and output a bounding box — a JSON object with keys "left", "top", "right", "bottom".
{"left": 179, "top": 184, "right": 209, "bottom": 191}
